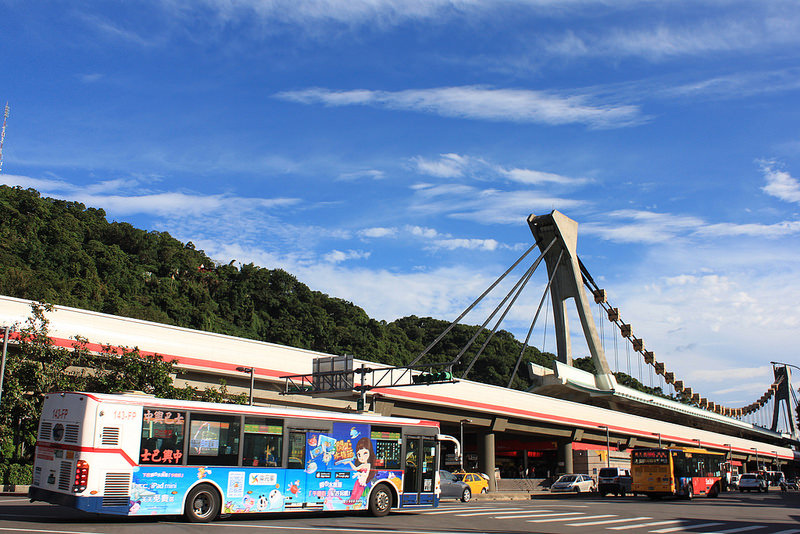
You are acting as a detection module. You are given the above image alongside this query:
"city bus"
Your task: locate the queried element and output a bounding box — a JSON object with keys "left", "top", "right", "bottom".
{"left": 29, "top": 392, "right": 445, "bottom": 521}
{"left": 631, "top": 447, "right": 724, "bottom": 499}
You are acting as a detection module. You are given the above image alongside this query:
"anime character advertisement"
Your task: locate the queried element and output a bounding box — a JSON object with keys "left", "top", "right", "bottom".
{"left": 304, "top": 423, "right": 401, "bottom": 511}
{"left": 129, "top": 466, "right": 288, "bottom": 516}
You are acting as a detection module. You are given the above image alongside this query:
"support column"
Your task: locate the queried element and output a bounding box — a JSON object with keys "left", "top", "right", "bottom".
{"left": 480, "top": 431, "right": 496, "bottom": 492}
{"left": 559, "top": 441, "right": 573, "bottom": 475}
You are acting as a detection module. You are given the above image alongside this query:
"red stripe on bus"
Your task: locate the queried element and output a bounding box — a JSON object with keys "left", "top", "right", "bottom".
{"left": 36, "top": 441, "right": 138, "bottom": 466}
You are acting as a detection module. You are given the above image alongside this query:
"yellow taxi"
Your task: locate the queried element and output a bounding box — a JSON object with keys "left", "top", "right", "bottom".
{"left": 454, "top": 472, "right": 489, "bottom": 494}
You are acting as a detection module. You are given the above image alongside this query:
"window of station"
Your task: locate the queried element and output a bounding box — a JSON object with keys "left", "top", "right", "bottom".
{"left": 187, "top": 414, "right": 241, "bottom": 466}
{"left": 242, "top": 418, "right": 283, "bottom": 467}
{"left": 370, "top": 426, "right": 402, "bottom": 469}
{"left": 140, "top": 409, "right": 185, "bottom": 465}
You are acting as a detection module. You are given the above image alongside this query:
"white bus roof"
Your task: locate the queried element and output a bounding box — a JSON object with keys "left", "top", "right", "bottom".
{"left": 46, "top": 391, "right": 439, "bottom": 429}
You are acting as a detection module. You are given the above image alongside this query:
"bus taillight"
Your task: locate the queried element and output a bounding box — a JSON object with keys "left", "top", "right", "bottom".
{"left": 73, "top": 460, "right": 89, "bottom": 493}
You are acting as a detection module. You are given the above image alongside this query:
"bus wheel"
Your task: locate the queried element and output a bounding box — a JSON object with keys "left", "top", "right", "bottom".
{"left": 708, "top": 484, "right": 719, "bottom": 498}
{"left": 368, "top": 484, "right": 393, "bottom": 517}
{"left": 185, "top": 484, "right": 221, "bottom": 523}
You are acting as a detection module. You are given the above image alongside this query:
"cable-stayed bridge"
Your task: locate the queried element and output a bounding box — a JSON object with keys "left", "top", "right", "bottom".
{"left": 0, "top": 211, "right": 797, "bottom": 486}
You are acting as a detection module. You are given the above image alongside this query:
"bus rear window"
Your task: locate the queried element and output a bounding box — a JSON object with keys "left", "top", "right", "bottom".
{"left": 140, "top": 409, "right": 186, "bottom": 465}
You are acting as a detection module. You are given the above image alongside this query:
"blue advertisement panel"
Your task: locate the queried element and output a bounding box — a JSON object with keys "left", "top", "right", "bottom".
{"left": 129, "top": 422, "right": 403, "bottom": 516}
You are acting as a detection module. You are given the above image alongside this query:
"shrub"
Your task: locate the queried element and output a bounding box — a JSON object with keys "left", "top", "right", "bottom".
{"left": 7, "top": 463, "right": 32, "bottom": 485}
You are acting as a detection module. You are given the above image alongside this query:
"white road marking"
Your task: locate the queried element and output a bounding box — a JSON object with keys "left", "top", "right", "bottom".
{"left": 770, "top": 530, "right": 800, "bottom": 534}
{"left": 455, "top": 508, "right": 526, "bottom": 516}
{"left": 423, "top": 507, "right": 501, "bottom": 514}
{"left": 0, "top": 529, "right": 111, "bottom": 534}
{"left": 524, "top": 514, "right": 615, "bottom": 523}
{"left": 608, "top": 520, "right": 683, "bottom": 530}
{"left": 569, "top": 516, "right": 652, "bottom": 527}
{"left": 650, "top": 522, "right": 722, "bottom": 533}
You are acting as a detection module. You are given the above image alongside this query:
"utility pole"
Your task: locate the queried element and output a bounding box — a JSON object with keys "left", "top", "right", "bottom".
{"left": 0, "top": 102, "right": 9, "bottom": 174}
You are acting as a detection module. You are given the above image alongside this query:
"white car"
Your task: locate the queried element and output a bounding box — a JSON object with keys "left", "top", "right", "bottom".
{"left": 738, "top": 473, "right": 768, "bottom": 492}
{"left": 550, "top": 474, "right": 596, "bottom": 493}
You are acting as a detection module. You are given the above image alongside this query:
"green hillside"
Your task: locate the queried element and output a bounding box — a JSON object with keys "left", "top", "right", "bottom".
{"left": 0, "top": 185, "right": 553, "bottom": 389}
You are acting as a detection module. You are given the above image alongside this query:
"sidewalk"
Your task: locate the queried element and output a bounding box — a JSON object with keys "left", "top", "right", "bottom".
{"left": 1, "top": 484, "right": 28, "bottom": 496}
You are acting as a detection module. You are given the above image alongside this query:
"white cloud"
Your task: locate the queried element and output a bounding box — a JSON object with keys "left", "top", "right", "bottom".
{"left": 276, "top": 86, "right": 644, "bottom": 128}
{"left": 338, "top": 169, "right": 385, "bottom": 181}
{"left": 411, "top": 153, "right": 588, "bottom": 187}
{"left": 432, "top": 238, "right": 499, "bottom": 251}
{"left": 761, "top": 161, "right": 800, "bottom": 204}
{"left": 323, "top": 249, "right": 371, "bottom": 263}
{"left": 359, "top": 227, "right": 397, "bottom": 238}
{"left": 412, "top": 153, "right": 473, "bottom": 178}
{"left": 501, "top": 167, "right": 587, "bottom": 186}
{"left": 545, "top": 9, "right": 800, "bottom": 61}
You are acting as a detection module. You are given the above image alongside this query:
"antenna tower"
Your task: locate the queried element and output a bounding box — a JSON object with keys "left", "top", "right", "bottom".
{"left": 0, "top": 102, "right": 9, "bottom": 174}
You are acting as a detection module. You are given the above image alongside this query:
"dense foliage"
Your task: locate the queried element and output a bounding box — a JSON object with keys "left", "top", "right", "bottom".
{"left": 0, "top": 185, "right": 552, "bottom": 390}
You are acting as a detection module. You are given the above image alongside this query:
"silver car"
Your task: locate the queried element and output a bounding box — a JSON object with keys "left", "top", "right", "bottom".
{"left": 550, "top": 474, "right": 596, "bottom": 493}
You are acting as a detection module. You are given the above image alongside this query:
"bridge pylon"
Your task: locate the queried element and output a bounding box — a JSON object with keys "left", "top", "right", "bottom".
{"left": 771, "top": 364, "right": 799, "bottom": 439}
{"left": 528, "top": 210, "right": 617, "bottom": 391}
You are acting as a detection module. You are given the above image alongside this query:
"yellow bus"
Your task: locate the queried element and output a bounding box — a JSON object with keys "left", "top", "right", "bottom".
{"left": 631, "top": 447, "right": 724, "bottom": 500}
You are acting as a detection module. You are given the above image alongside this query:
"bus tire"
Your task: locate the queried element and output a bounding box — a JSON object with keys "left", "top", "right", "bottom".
{"left": 708, "top": 484, "right": 719, "bottom": 498}
{"left": 368, "top": 484, "right": 393, "bottom": 517}
{"left": 185, "top": 484, "right": 221, "bottom": 523}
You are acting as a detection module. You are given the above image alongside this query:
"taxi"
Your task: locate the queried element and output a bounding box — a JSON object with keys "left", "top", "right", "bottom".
{"left": 454, "top": 472, "right": 489, "bottom": 494}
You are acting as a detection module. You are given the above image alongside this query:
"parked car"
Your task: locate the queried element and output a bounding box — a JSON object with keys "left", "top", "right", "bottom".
{"left": 550, "top": 474, "right": 596, "bottom": 493}
{"left": 439, "top": 469, "right": 472, "bottom": 502}
{"left": 738, "top": 473, "right": 768, "bottom": 492}
{"left": 598, "top": 467, "right": 632, "bottom": 496}
{"left": 729, "top": 474, "right": 740, "bottom": 490}
{"left": 786, "top": 478, "right": 799, "bottom": 490}
{"left": 454, "top": 472, "right": 489, "bottom": 494}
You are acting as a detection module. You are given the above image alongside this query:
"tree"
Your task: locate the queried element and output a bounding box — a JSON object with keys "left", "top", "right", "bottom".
{"left": 0, "top": 302, "right": 245, "bottom": 464}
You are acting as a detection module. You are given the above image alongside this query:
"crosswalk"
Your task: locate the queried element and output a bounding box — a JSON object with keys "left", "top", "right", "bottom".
{"left": 406, "top": 504, "right": 800, "bottom": 533}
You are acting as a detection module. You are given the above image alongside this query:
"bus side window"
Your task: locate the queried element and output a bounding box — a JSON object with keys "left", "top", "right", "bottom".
{"left": 187, "top": 414, "right": 241, "bottom": 466}
{"left": 288, "top": 431, "right": 306, "bottom": 470}
{"left": 242, "top": 418, "right": 283, "bottom": 467}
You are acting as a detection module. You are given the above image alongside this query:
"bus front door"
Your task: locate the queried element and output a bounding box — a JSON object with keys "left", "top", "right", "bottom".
{"left": 402, "top": 436, "right": 436, "bottom": 506}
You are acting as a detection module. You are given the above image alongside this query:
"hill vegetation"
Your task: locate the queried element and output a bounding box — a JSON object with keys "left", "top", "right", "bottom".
{"left": 0, "top": 185, "right": 554, "bottom": 390}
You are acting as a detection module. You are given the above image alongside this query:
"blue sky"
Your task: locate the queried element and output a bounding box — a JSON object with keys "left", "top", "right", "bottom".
{"left": 2, "top": 1, "right": 800, "bottom": 414}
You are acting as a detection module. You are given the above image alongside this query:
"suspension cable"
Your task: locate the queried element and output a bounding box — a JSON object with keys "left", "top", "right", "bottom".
{"left": 506, "top": 250, "right": 564, "bottom": 387}
{"left": 462, "top": 253, "right": 544, "bottom": 380}
{"left": 408, "top": 238, "right": 555, "bottom": 368}
{"left": 454, "top": 249, "right": 544, "bottom": 370}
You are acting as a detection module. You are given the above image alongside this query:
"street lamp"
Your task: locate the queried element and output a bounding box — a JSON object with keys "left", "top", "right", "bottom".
{"left": 653, "top": 432, "right": 662, "bottom": 448}
{"left": 459, "top": 419, "right": 471, "bottom": 471}
{"left": 236, "top": 366, "right": 255, "bottom": 406}
{"left": 599, "top": 426, "right": 610, "bottom": 467}
{"left": 693, "top": 439, "right": 701, "bottom": 448}
{"left": 772, "top": 451, "right": 778, "bottom": 470}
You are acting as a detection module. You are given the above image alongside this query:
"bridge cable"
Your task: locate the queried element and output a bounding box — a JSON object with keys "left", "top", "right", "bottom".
{"left": 458, "top": 250, "right": 546, "bottom": 377}
{"left": 506, "top": 249, "right": 564, "bottom": 388}
{"left": 407, "top": 238, "right": 555, "bottom": 368}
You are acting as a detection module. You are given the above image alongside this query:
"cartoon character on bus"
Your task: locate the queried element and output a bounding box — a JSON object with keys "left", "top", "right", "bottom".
{"left": 345, "top": 436, "right": 376, "bottom": 503}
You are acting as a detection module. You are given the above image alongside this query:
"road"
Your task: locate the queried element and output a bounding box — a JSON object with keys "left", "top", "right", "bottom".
{"left": 0, "top": 491, "right": 798, "bottom": 534}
